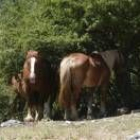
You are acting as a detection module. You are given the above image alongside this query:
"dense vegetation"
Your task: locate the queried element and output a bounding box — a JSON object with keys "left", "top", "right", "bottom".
{"left": 0, "top": 0, "right": 140, "bottom": 121}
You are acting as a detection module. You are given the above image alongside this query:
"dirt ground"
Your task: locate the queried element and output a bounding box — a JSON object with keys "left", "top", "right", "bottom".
{"left": 1, "top": 113, "right": 140, "bottom": 140}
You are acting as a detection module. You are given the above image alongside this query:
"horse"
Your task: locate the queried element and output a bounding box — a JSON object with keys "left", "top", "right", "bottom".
{"left": 10, "top": 73, "right": 26, "bottom": 118}
{"left": 11, "top": 73, "right": 23, "bottom": 97}
{"left": 58, "top": 52, "right": 110, "bottom": 120}
{"left": 99, "top": 50, "right": 125, "bottom": 75}
{"left": 22, "top": 50, "right": 55, "bottom": 121}
{"left": 99, "top": 50, "right": 132, "bottom": 109}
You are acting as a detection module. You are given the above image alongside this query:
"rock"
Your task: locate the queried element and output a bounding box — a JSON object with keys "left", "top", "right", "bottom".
{"left": 117, "top": 107, "right": 130, "bottom": 115}
{"left": 0, "top": 119, "right": 24, "bottom": 127}
{"left": 127, "top": 131, "right": 140, "bottom": 140}
{"left": 131, "top": 109, "right": 140, "bottom": 113}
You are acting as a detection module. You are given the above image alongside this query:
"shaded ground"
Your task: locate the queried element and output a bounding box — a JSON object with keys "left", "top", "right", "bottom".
{"left": 1, "top": 113, "right": 140, "bottom": 140}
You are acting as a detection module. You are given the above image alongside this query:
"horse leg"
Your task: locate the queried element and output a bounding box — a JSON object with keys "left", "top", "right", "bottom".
{"left": 44, "top": 99, "right": 51, "bottom": 119}
{"left": 34, "top": 105, "right": 39, "bottom": 121}
{"left": 47, "top": 92, "right": 55, "bottom": 119}
{"left": 16, "top": 97, "right": 26, "bottom": 119}
{"left": 64, "top": 103, "right": 78, "bottom": 121}
{"left": 35, "top": 103, "right": 44, "bottom": 121}
{"left": 24, "top": 103, "right": 34, "bottom": 122}
{"left": 64, "top": 109, "right": 71, "bottom": 120}
{"left": 64, "top": 105, "right": 78, "bottom": 121}
{"left": 87, "top": 90, "right": 93, "bottom": 120}
{"left": 10, "top": 94, "right": 19, "bottom": 117}
{"left": 71, "top": 104, "right": 78, "bottom": 120}
{"left": 100, "top": 86, "right": 107, "bottom": 117}
{"left": 70, "top": 88, "right": 80, "bottom": 120}
{"left": 44, "top": 93, "right": 53, "bottom": 119}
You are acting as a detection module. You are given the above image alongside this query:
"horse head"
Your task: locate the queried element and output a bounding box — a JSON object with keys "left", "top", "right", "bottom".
{"left": 24, "top": 50, "right": 39, "bottom": 84}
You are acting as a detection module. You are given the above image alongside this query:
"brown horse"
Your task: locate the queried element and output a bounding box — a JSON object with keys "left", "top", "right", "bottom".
{"left": 10, "top": 73, "right": 26, "bottom": 117}
{"left": 22, "top": 50, "right": 54, "bottom": 121}
{"left": 58, "top": 52, "right": 110, "bottom": 120}
{"left": 11, "top": 73, "right": 23, "bottom": 97}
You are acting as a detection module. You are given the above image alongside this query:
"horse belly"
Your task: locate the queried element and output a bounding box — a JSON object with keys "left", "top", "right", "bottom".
{"left": 83, "top": 69, "right": 99, "bottom": 87}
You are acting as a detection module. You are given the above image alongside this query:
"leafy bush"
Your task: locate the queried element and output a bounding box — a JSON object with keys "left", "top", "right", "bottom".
{"left": 0, "top": 0, "right": 140, "bottom": 120}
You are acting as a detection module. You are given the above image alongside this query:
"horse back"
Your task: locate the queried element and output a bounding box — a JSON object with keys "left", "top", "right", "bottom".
{"left": 83, "top": 53, "right": 110, "bottom": 87}
{"left": 99, "top": 50, "right": 125, "bottom": 74}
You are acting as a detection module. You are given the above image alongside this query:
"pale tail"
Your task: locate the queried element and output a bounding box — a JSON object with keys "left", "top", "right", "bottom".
{"left": 58, "top": 59, "right": 73, "bottom": 109}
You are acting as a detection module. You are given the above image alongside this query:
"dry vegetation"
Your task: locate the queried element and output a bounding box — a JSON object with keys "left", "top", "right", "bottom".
{"left": 1, "top": 113, "right": 140, "bottom": 140}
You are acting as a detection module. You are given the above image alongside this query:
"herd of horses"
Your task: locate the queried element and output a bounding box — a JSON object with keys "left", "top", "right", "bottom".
{"left": 10, "top": 50, "right": 127, "bottom": 121}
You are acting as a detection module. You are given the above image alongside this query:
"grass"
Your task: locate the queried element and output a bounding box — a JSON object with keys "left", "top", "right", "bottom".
{"left": 1, "top": 113, "right": 140, "bottom": 140}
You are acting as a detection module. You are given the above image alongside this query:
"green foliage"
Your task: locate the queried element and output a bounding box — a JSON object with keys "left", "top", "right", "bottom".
{"left": 0, "top": 0, "right": 140, "bottom": 121}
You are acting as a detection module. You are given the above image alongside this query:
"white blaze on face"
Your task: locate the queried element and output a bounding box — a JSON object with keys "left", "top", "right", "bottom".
{"left": 29, "top": 57, "right": 36, "bottom": 83}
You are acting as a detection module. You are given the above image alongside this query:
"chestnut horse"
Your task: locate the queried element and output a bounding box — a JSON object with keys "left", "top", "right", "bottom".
{"left": 10, "top": 73, "right": 26, "bottom": 117}
{"left": 58, "top": 53, "right": 110, "bottom": 120}
{"left": 22, "top": 50, "right": 54, "bottom": 121}
{"left": 11, "top": 73, "right": 23, "bottom": 97}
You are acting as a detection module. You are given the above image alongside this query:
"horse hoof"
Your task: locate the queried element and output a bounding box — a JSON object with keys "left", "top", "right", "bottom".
{"left": 87, "top": 115, "right": 92, "bottom": 120}
{"left": 24, "top": 117, "right": 34, "bottom": 122}
{"left": 97, "top": 112, "right": 107, "bottom": 118}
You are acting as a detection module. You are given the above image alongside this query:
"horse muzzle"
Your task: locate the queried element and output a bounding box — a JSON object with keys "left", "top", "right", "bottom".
{"left": 29, "top": 74, "right": 36, "bottom": 84}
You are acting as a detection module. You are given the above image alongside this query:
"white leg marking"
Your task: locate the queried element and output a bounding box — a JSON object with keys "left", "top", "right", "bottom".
{"left": 24, "top": 108, "right": 34, "bottom": 122}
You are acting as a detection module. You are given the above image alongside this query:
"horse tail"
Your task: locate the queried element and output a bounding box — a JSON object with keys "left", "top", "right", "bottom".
{"left": 58, "top": 58, "right": 73, "bottom": 109}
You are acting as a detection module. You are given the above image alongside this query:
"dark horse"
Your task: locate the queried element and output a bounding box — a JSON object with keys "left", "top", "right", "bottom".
{"left": 99, "top": 50, "right": 125, "bottom": 76}
{"left": 99, "top": 50, "right": 132, "bottom": 109}
{"left": 22, "top": 50, "right": 54, "bottom": 121}
{"left": 58, "top": 52, "right": 110, "bottom": 120}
